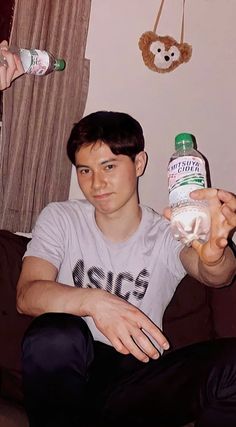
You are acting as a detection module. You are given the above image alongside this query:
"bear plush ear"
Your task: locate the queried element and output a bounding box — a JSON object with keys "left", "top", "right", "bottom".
{"left": 138, "top": 0, "right": 192, "bottom": 73}
{"left": 139, "top": 31, "right": 192, "bottom": 73}
{"left": 180, "top": 42, "right": 192, "bottom": 63}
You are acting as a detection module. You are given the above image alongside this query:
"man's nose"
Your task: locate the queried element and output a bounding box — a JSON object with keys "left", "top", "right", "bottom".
{"left": 92, "top": 171, "right": 106, "bottom": 189}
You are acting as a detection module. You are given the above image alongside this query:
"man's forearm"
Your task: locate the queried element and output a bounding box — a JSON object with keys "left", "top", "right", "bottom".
{"left": 17, "top": 279, "right": 99, "bottom": 317}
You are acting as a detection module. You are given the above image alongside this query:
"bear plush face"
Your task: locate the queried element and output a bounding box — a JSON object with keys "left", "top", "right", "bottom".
{"left": 139, "top": 32, "right": 192, "bottom": 73}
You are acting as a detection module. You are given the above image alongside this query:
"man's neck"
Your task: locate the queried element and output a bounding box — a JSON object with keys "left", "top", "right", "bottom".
{"left": 95, "top": 204, "right": 142, "bottom": 243}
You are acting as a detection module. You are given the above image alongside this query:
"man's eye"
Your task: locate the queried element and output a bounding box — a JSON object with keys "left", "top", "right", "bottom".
{"left": 105, "top": 164, "right": 115, "bottom": 171}
{"left": 79, "top": 169, "right": 90, "bottom": 175}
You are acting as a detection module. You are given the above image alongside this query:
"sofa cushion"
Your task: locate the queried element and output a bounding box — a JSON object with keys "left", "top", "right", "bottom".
{"left": 0, "top": 231, "right": 33, "bottom": 372}
{"left": 209, "top": 241, "right": 236, "bottom": 338}
{"left": 209, "top": 276, "right": 236, "bottom": 338}
{"left": 163, "top": 274, "right": 214, "bottom": 350}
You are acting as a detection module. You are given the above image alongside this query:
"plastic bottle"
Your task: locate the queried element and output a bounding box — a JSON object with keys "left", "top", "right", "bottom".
{"left": 0, "top": 47, "right": 65, "bottom": 75}
{"left": 168, "top": 132, "right": 211, "bottom": 246}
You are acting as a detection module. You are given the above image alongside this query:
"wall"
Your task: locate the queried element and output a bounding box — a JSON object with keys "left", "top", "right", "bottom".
{"left": 69, "top": 0, "right": 236, "bottom": 238}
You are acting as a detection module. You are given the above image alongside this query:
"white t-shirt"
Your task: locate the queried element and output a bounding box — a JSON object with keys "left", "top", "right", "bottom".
{"left": 24, "top": 199, "right": 186, "bottom": 349}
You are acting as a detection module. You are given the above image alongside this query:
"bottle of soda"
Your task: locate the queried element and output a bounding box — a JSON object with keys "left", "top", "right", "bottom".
{"left": 0, "top": 47, "right": 65, "bottom": 76}
{"left": 168, "top": 132, "right": 211, "bottom": 246}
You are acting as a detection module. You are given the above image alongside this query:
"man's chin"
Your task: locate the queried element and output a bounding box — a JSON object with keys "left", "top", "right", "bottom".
{"left": 93, "top": 201, "right": 118, "bottom": 216}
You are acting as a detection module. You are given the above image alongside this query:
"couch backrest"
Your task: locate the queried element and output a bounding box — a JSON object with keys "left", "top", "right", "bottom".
{"left": 0, "top": 231, "right": 33, "bottom": 372}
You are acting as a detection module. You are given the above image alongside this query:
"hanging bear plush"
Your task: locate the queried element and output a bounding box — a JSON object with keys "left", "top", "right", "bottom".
{"left": 139, "top": 31, "right": 192, "bottom": 73}
{"left": 139, "top": 0, "right": 192, "bottom": 73}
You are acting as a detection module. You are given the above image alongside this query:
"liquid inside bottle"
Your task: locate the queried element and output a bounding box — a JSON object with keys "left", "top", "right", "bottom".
{"left": 168, "top": 133, "right": 211, "bottom": 246}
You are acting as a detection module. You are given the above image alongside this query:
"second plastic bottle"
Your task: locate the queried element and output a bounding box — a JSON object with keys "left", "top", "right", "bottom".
{"left": 0, "top": 47, "right": 65, "bottom": 75}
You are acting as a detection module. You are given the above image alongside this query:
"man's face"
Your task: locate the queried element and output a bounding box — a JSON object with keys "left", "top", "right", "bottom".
{"left": 75, "top": 141, "right": 146, "bottom": 216}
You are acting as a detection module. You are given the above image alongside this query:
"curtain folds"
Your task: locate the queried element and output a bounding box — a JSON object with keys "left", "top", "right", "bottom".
{"left": 0, "top": 0, "right": 91, "bottom": 232}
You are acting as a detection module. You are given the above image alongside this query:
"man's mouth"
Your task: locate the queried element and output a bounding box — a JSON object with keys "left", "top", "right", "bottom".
{"left": 93, "top": 193, "right": 112, "bottom": 200}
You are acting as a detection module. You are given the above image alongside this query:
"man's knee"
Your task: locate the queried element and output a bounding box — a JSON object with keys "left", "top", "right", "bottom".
{"left": 22, "top": 312, "right": 94, "bottom": 376}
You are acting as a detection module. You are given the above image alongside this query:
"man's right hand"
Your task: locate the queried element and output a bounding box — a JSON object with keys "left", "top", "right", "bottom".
{"left": 0, "top": 40, "right": 24, "bottom": 90}
{"left": 84, "top": 289, "right": 169, "bottom": 363}
{"left": 17, "top": 257, "right": 169, "bottom": 363}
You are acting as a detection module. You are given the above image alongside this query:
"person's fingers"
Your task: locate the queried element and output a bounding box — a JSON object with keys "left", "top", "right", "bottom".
{"left": 0, "top": 40, "right": 8, "bottom": 48}
{"left": 0, "top": 42, "right": 9, "bottom": 89}
{"left": 216, "top": 237, "right": 228, "bottom": 249}
{"left": 131, "top": 328, "right": 160, "bottom": 359}
{"left": 0, "top": 45, "right": 9, "bottom": 67}
{"left": 109, "top": 329, "right": 150, "bottom": 362}
{"left": 0, "top": 64, "right": 8, "bottom": 90}
{"left": 163, "top": 207, "right": 171, "bottom": 220}
{"left": 3, "top": 50, "right": 17, "bottom": 87}
{"left": 221, "top": 204, "right": 236, "bottom": 228}
{"left": 218, "top": 190, "right": 236, "bottom": 211}
{"left": 13, "top": 53, "right": 24, "bottom": 74}
{"left": 190, "top": 188, "right": 218, "bottom": 200}
{"left": 140, "top": 318, "right": 169, "bottom": 351}
{"left": 119, "top": 333, "right": 151, "bottom": 363}
{"left": 111, "top": 337, "right": 130, "bottom": 355}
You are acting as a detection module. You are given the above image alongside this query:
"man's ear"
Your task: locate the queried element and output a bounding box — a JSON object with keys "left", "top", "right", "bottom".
{"left": 135, "top": 151, "right": 148, "bottom": 177}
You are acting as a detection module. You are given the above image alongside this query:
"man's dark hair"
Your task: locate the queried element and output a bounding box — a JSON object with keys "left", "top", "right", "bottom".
{"left": 67, "top": 111, "right": 145, "bottom": 165}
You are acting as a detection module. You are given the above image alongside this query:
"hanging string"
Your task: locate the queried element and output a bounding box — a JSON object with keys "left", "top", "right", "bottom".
{"left": 153, "top": 0, "right": 186, "bottom": 44}
{"left": 153, "top": 0, "right": 165, "bottom": 34}
{"left": 180, "top": 0, "right": 185, "bottom": 44}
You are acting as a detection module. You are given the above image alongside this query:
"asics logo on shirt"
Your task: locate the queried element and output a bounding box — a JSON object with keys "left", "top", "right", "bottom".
{"left": 72, "top": 259, "right": 149, "bottom": 301}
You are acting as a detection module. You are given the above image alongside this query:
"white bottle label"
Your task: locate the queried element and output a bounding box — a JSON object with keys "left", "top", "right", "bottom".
{"left": 168, "top": 155, "right": 206, "bottom": 205}
{"left": 20, "top": 49, "right": 50, "bottom": 75}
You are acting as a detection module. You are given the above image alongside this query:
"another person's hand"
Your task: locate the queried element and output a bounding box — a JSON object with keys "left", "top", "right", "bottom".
{"left": 190, "top": 188, "right": 236, "bottom": 264}
{"left": 85, "top": 289, "right": 169, "bottom": 362}
{"left": 0, "top": 40, "right": 24, "bottom": 90}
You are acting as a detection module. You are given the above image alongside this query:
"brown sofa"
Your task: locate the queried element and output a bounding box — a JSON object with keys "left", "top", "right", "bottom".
{"left": 0, "top": 229, "right": 235, "bottom": 427}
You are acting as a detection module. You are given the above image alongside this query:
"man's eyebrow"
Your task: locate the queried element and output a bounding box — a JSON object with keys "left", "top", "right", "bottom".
{"left": 75, "top": 163, "right": 89, "bottom": 169}
{"left": 76, "top": 158, "right": 118, "bottom": 169}
{"left": 100, "top": 158, "right": 118, "bottom": 165}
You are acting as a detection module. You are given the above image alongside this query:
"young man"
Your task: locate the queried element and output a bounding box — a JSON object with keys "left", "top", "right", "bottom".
{"left": 16, "top": 110, "right": 236, "bottom": 427}
{"left": 1, "top": 40, "right": 236, "bottom": 427}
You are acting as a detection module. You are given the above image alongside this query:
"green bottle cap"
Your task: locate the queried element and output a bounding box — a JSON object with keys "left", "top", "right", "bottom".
{"left": 55, "top": 59, "right": 66, "bottom": 71}
{"left": 175, "top": 132, "right": 193, "bottom": 150}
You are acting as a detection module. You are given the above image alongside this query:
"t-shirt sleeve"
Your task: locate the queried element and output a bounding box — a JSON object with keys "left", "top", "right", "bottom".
{"left": 24, "top": 203, "right": 65, "bottom": 270}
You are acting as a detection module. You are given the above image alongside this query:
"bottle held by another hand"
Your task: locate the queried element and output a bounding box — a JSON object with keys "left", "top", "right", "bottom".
{"left": 0, "top": 46, "right": 65, "bottom": 76}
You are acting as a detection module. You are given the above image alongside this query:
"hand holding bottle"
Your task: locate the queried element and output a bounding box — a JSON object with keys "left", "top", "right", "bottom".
{"left": 190, "top": 188, "right": 236, "bottom": 264}
{"left": 0, "top": 39, "right": 65, "bottom": 90}
{"left": 0, "top": 40, "right": 24, "bottom": 90}
{"left": 164, "top": 188, "right": 236, "bottom": 266}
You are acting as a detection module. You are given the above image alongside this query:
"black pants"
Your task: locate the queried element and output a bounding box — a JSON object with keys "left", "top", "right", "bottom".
{"left": 22, "top": 313, "right": 236, "bottom": 427}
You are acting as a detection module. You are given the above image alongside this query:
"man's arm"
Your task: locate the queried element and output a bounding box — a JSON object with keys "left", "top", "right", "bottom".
{"left": 16, "top": 256, "right": 95, "bottom": 317}
{"left": 17, "top": 256, "right": 170, "bottom": 362}
{"left": 180, "top": 245, "right": 235, "bottom": 287}
{"left": 180, "top": 189, "right": 236, "bottom": 287}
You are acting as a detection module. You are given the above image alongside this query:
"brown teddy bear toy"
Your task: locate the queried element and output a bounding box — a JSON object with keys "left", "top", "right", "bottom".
{"left": 139, "top": 31, "right": 192, "bottom": 73}
{"left": 138, "top": 0, "right": 192, "bottom": 73}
